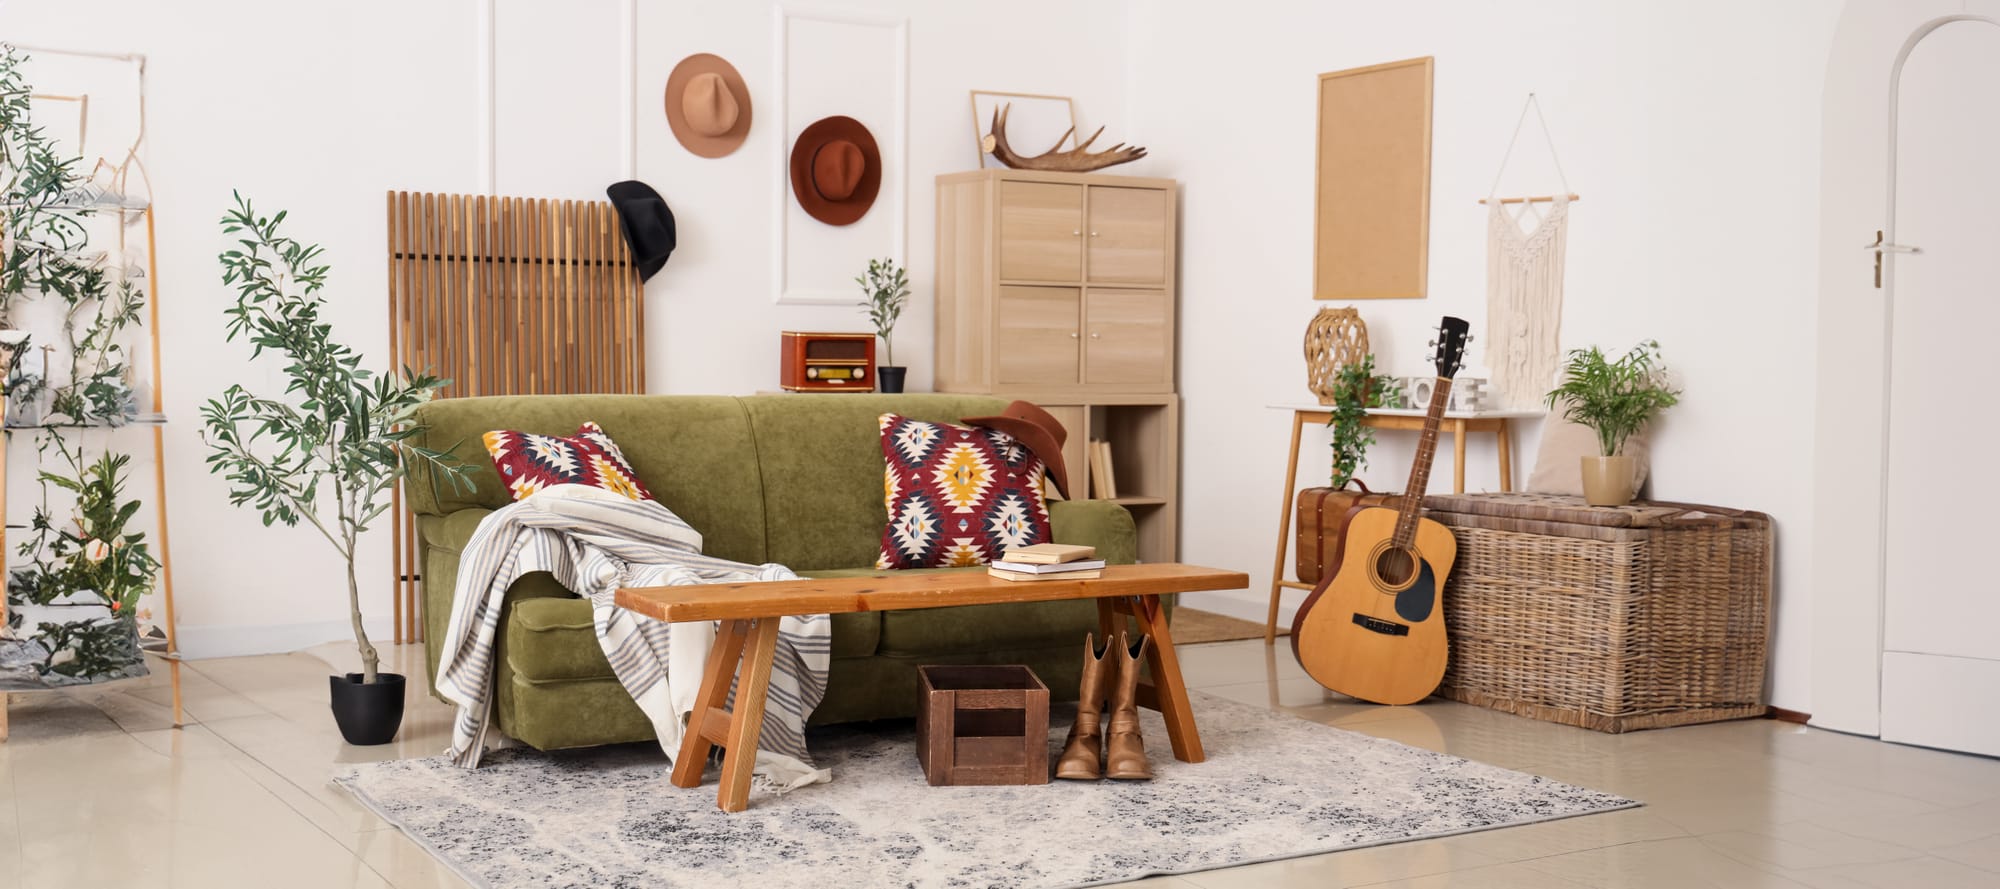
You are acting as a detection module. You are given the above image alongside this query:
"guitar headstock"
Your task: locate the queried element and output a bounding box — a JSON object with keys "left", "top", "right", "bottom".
{"left": 1431, "top": 316, "right": 1471, "bottom": 379}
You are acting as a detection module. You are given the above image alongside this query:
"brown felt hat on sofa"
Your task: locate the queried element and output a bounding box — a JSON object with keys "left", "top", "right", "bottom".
{"left": 789, "top": 115, "right": 881, "bottom": 226}
{"left": 963, "top": 400, "right": 1071, "bottom": 500}
{"left": 665, "top": 53, "right": 751, "bottom": 158}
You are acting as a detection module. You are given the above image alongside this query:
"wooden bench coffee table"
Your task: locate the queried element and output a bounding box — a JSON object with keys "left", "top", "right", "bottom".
{"left": 615, "top": 563, "right": 1249, "bottom": 812}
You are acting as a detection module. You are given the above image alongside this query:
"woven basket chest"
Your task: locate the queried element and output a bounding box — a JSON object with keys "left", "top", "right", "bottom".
{"left": 1421, "top": 492, "right": 1774, "bottom": 733}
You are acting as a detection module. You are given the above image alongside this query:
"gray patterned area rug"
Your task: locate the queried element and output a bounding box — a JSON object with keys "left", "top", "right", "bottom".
{"left": 336, "top": 693, "right": 1636, "bottom": 889}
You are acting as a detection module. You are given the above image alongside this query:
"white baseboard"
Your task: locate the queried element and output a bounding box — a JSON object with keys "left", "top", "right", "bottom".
{"left": 175, "top": 616, "right": 396, "bottom": 661}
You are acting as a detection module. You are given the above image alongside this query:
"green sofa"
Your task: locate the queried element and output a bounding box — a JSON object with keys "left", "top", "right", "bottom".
{"left": 407, "top": 393, "right": 1140, "bottom": 751}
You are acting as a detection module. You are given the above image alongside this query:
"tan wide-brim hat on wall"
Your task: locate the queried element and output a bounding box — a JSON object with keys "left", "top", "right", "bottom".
{"left": 665, "top": 53, "right": 751, "bottom": 158}
{"left": 789, "top": 115, "right": 881, "bottom": 226}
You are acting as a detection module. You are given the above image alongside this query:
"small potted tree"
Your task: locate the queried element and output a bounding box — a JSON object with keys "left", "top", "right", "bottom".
{"left": 857, "top": 257, "right": 910, "bottom": 393}
{"left": 1544, "top": 341, "right": 1681, "bottom": 506}
{"left": 201, "top": 194, "right": 470, "bottom": 745}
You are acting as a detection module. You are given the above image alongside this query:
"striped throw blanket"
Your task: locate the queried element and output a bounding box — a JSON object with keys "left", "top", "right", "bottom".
{"left": 432, "top": 485, "right": 833, "bottom": 791}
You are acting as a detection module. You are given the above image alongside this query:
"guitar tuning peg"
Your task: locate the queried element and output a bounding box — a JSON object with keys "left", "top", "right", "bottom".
{"left": 1464, "top": 333, "right": 1475, "bottom": 344}
{"left": 1427, "top": 340, "right": 1438, "bottom": 349}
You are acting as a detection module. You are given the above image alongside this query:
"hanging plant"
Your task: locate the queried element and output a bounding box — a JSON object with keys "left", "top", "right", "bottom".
{"left": 1327, "top": 354, "right": 1395, "bottom": 489}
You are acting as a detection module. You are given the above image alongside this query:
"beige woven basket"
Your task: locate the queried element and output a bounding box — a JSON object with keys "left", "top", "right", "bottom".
{"left": 1422, "top": 492, "right": 1774, "bottom": 733}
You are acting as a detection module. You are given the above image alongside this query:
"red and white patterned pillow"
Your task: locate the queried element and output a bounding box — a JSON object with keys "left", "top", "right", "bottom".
{"left": 482, "top": 421, "right": 654, "bottom": 502}
{"left": 877, "top": 413, "right": 1052, "bottom": 569}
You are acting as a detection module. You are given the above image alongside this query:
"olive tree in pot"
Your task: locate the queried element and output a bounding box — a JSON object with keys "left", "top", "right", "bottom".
{"left": 1544, "top": 340, "right": 1681, "bottom": 506}
{"left": 857, "top": 258, "right": 910, "bottom": 393}
{"left": 200, "top": 195, "right": 470, "bottom": 745}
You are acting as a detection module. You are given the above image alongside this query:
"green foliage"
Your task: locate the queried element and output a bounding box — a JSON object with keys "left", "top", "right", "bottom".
{"left": 17, "top": 435, "right": 159, "bottom": 616}
{"left": 1328, "top": 354, "right": 1394, "bottom": 488}
{"left": 201, "top": 193, "right": 473, "bottom": 682}
{"left": 855, "top": 257, "right": 910, "bottom": 366}
{"left": 1544, "top": 340, "right": 1682, "bottom": 457}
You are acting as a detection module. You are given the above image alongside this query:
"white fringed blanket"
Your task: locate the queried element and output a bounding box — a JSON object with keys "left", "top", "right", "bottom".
{"left": 432, "top": 485, "right": 833, "bottom": 790}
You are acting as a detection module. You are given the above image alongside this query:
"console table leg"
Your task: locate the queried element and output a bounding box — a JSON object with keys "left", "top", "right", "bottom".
{"left": 670, "top": 619, "right": 750, "bottom": 789}
{"left": 716, "top": 617, "right": 781, "bottom": 813}
{"left": 1496, "top": 421, "right": 1514, "bottom": 492}
{"left": 1134, "top": 594, "right": 1204, "bottom": 763}
{"left": 1266, "top": 411, "right": 1307, "bottom": 644}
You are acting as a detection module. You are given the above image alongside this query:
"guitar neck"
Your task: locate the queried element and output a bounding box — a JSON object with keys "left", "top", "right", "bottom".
{"left": 1394, "top": 377, "right": 1454, "bottom": 548}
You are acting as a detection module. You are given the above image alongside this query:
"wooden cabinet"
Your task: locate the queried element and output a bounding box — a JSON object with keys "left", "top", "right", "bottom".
{"left": 936, "top": 169, "right": 1177, "bottom": 395}
{"left": 937, "top": 170, "right": 1182, "bottom": 561}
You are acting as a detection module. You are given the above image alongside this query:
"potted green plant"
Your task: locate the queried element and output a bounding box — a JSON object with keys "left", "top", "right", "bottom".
{"left": 201, "top": 194, "right": 470, "bottom": 745}
{"left": 1327, "top": 354, "right": 1396, "bottom": 488}
{"left": 856, "top": 257, "right": 910, "bottom": 393}
{"left": 1544, "top": 340, "right": 1681, "bottom": 506}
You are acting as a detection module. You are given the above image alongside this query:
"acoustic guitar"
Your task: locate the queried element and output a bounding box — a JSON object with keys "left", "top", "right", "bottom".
{"left": 1291, "top": 316, "right": 1470, "bottom": 705}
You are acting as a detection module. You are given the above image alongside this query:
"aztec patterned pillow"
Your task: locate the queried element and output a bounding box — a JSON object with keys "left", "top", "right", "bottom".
{"left": 877, "top": 413, "right": 1052, "bottom": 569}
{"left": 482, "top": 421, "right": 655, "bottom": 502}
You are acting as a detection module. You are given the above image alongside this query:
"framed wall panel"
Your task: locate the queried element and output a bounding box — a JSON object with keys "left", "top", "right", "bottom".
{"left": 1314, "top": 56, "right": 1434, "bottom": 300}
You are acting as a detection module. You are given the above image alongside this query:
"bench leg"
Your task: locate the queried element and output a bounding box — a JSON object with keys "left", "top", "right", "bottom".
{"left": 670, "top": 619, "right": 751, "bottom": 789}
{"left": 1132, "top": 594, "right": 1205, "bottom": 763}
{"left": 717, "top": 617, "right": 782, "bottom": 813}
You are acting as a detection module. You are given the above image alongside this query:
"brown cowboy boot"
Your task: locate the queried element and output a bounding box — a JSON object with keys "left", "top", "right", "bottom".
{"left": 1054, "top": 634, "right": 1112, "bottom": 780}
{"left": 1105, "top": 630, "right": 1153, "bottom": 780}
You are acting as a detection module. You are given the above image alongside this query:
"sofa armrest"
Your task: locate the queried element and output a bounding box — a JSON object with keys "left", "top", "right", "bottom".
{"left": 1048, "top": 499, "right": 1138, "bottom": 565}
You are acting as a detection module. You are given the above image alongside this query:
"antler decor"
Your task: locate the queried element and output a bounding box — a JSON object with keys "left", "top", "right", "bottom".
{"left": 982, "top": 104, "right": 1147, "bottom": 173}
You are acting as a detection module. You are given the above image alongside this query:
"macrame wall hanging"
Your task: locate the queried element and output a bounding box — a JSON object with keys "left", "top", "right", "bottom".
{"left": 1482, "top": 93, "right": 1580, "bottom": 409}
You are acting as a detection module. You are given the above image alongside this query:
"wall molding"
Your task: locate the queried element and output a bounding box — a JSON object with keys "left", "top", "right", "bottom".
{"left": 770, "top": 4, "right": 910, "bottom": 305}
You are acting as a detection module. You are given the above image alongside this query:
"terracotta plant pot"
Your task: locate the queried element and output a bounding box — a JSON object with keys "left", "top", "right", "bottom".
{"left": 1579, "top": 455, "right": 1638, "bottom": 507}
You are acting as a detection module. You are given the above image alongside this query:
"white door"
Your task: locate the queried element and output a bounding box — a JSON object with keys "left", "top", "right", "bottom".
{"left": 1881, "top": 19, "right": 2000, "bottom": 756}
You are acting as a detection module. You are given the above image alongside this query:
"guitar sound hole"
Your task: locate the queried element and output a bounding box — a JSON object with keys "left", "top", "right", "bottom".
{"left": 1375, "top": 546, "right": 1418, "bottom": 588}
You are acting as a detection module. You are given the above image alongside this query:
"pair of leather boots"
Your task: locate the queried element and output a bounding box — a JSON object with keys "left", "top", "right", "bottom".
{"left": 1055, "top": 631, "right": 1152, "bottom": 781}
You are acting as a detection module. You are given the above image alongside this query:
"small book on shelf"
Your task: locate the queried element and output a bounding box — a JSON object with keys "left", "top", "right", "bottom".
{"left": 988, "top": 567, "right": 1103, "bottom": 582}
{"left": 1001, "top": 543, "right": 1097, "bottom": 564}
{"left": 989, "top": 558, "right": 1109, "bottom": 575}
{"left": 1089, "top": 440, "right": 1118, "bottom": 499}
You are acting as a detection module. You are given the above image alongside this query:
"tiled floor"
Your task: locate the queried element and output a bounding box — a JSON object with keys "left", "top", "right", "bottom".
{"left": 3, "top": 638, "right": 1999, "bottom": 888}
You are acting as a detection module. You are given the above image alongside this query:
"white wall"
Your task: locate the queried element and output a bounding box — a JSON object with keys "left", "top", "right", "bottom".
{"left": 1119, "top": 1, "right": 1839, "bottom": 711}
{"left": 0, "top": 0, "right": 1132, "bottom": 657}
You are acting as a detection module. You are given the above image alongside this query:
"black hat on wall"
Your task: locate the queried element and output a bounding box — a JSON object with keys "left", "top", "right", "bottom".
{"left": 606, "top": 180, "right": 676, "bottom": 282}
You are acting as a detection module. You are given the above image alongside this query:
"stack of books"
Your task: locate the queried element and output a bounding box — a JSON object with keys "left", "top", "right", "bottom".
{"left": 987, "top": 543, "right": 1107, "bottom": 582}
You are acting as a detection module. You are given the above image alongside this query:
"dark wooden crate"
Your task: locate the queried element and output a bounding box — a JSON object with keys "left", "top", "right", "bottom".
{"left": 916, "top": 665, "right": 1050, "bottom": 786}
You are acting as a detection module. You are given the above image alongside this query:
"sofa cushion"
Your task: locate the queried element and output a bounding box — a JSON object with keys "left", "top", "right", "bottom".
{"left": 874, "top": 413, "right": 1051, "bottom": 569}
{"left": 740, "top": 394, "right": 1009, "bottom": 571}
{"left": 482, "top": 421, "right": 655, "bottom": 501}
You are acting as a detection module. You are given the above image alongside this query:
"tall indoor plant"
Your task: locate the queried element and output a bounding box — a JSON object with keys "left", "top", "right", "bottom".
{"left": 857, "top": 257, "right": 910, "bottom": 393}
{"left": 201, "top": 194, "right": 470, "bottom": 744}
{"left": 1544, "top": 340, "right": 1681, "bottom": 506}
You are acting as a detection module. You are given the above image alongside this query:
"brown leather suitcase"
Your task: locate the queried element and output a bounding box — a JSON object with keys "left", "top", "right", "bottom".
{"left": 1296, "top": 481, "right": 1401, "bottom": 585}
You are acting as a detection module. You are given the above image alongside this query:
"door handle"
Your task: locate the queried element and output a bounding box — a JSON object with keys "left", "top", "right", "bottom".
{"left": 1867, "top": 230, "right": 1922, "bottom": 289}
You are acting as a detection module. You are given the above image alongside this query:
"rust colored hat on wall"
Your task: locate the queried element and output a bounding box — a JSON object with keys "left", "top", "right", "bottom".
{"left": 665, "top": 53, "right": 751, "bottom": 158}
{"left": 963, "top": 400, "right": 1071, "bottom": 500}
{"left": 789, "top": 115, "right": 881, "bottom": 226}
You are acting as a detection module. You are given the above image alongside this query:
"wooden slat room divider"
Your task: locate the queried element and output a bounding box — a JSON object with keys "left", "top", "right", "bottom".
{"left": 386, "top": 191, "right": 647, "bottom": 643}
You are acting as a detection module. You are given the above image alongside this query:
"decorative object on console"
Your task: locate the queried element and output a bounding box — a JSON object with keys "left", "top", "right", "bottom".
{"left": 855, "top": 257, "right": 910, "bottom": 393}
{"left": 876, "top": 413, "right": 1052, "bottom": 569}
{"left": 1542, "top": 340, "right": 1679, "bottom": 507}
{"left": 779, "top": 331, "right": 875, "bottom": 392}
{"left": 1482, "top": 93, "right": 1580, "bottom": 409}
{"left": 1447, "top": 376, "right": 1489, "bottom": 412}
{"left": 606, "top": 180, "right": 676, "bottom": 281}
{"left": 1304, "top": 307, "right": 1369, "bottom": 405}
{"left": 969, "top": 90, "right": 1078, "bottom": 169}
{"left": 386, "top": 188, "right": 648, "bottom": 645}
{"left": 1292, "top": 316, "right": 1469, "bottom": 706}
{"left": 202, "top": 195, "right": 474, "bottom": 745}
{"left": 1426, "top": 492, "right": 1771, "bottom": 732}
{"left": 790, "top": 115, "right": 881, "bottom": 226}
{"left": 917, "top": 664, "right": 1049, "bottom": 785}
{"left": 962, "top": 399, "right": 1072, "bottom": 500}
{"left": 481, "top": 422, "right": 654, "bottom": 502}
{"left": 664, "top": 53, "right": 751, "bottom": 158}
{"left": 1315, "top": 57, "right": 1434, "bottom": 301}
{"left": 982, "top": 103, "right": 1146, "bottom": 172}
{"left": 1327, "top": 353, "right": 1389, "bottom": 489}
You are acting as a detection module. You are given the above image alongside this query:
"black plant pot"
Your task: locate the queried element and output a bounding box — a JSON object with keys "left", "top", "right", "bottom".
{"left": 877, "top": 366, "right": 907, "bottom": 394}
{"left": 330, "top": 672, "right": 406, "bottom": 746}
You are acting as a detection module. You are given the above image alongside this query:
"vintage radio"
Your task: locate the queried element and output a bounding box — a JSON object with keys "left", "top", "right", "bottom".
{"left": 780, "top": 331, "right": 876, "bottom": 392}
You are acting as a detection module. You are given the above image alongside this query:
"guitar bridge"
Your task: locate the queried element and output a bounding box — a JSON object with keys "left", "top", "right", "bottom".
{"left": 1351, "top": 613, "right": 1410, "bottom": 636}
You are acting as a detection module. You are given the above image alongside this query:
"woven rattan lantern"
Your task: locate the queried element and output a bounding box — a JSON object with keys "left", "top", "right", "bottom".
{"left": 1304, "top": 308, "right": 1369, "bottom": 405}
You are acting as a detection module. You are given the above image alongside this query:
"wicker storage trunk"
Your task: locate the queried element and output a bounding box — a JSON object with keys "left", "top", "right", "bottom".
{"left": 1422, "top": 493, "right": 1773, "bottom": 732}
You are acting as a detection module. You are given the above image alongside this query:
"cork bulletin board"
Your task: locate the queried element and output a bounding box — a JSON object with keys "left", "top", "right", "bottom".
{"left": 1314, "top": 56, "right": 1434, "bottom": 300}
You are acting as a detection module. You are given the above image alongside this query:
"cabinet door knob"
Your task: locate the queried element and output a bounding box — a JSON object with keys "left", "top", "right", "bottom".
{"left": 1089, "top": 231, "right": 1100, "bottom": 237}
{"left": 1069, "top": 332, "right": 1079, "bottom": 339}
{"left": 1090, "top": 332, "right": 1101, "bottom": 338}
{"left": 1071, "top": 230, "right": 1081, "bottom": 236}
